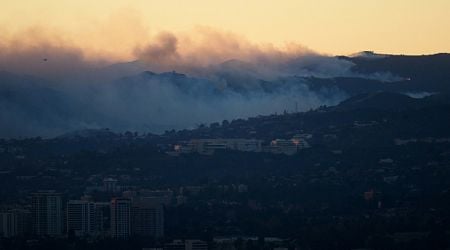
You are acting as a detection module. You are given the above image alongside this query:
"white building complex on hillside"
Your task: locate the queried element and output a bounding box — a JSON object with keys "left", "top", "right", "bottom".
{"left": 175, "top": 139, "right": 263, "bottom": 155}
{"left": 171, "top": 134, "right": 311, "bottom": 156}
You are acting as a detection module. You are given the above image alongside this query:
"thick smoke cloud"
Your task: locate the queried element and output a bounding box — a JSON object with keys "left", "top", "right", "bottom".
{"left": 134, "top": 28, "right": 343, "bottom": 78}
{"left": 0, "top": 27, "right": 400, "bottom": 138}
{"left": 0, "top": 27, "right": 102, "bottom": 79}
{"left": 134, "top": 28, "right": 403, "bottom": 82}
{"left": 0, "top": 69, "right": 348, "bottom": 138}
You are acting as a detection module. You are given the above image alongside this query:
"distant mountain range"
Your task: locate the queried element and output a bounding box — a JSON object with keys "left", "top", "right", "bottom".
{"left": 339, "top": 53, "right": 450, "bottom": 92}
{"left": 1, "top": 52, "right": 449, "bottom": 138}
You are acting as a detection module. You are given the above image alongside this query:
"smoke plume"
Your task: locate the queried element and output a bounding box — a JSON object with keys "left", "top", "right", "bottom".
{"left": 0, "top": 26, "right": 400, "bottom": 138}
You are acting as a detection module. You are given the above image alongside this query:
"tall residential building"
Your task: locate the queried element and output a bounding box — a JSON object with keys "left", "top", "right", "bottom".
{"left": 0, "top": 209, "right": 31, "bottom": 238}
{"left": 94, "top": 202, "right": 110, "bottom": 235}
{"left": 0, "top": 212, "right": 16, "bottom": 238}
{"left": 31, "top": 191, "right": 63, "bottom": 236}
{"left": 131, "top": 197, "right": 164, "bottom": 238}
{"left": 67, "top": 200, "right": 96, "bottom": 236}
{"left": 13, "top": 209, "right": 32, "bottom": 236}
{"left": 110, "top": 198, "right": 131, "bottom": 239}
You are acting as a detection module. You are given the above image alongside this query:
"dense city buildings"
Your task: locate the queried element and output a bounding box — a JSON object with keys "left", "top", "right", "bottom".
{"left": 1, "top": 90, "right": 450, "bottom": 249}
{"left": 2, "top": 190, "right": 166, "bottom": 241}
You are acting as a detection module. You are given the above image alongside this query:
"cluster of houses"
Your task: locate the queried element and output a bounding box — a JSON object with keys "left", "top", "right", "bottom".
{"left": 169, "top": 134, "right": 311, "bottom": 156}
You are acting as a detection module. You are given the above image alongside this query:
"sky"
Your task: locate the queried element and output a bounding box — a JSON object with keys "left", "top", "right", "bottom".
{"left": 1, "top": 0, "right": 449, "bottom": 60}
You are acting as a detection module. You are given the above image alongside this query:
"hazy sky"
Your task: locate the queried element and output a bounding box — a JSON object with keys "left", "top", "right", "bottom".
{"left": 1, "top": 0, "right": 449, "bottom": 59}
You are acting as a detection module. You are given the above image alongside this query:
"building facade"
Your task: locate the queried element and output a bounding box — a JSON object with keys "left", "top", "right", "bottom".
{"left": 31, "top": 191, "right": 63, "bottom": 236}
{"left": 67, "top": 200, "right": 96, "bottom": 237}
{"left": 110, "top": 198, "right": 131, "bottom": 239}
{"left": 131, "top": 197, "right": 164, "bottom": 238}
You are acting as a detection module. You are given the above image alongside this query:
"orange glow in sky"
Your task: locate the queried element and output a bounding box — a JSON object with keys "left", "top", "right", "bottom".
{"left": 1, "top": 0, "right": 449, "bottom": 60}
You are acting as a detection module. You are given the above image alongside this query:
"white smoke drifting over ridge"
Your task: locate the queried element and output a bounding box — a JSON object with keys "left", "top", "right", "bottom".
{"left": 0, "top": 68, "right": 348, "bottom": 138}
{"left": 133, "top": 29, "right": 403, "bottom": 82}
{"left": 0, "top": 28, "right": 402, "bottom": 138}
{"left": 92, "top": 71, "right": 347, "bottom": 131}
